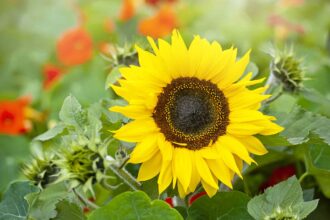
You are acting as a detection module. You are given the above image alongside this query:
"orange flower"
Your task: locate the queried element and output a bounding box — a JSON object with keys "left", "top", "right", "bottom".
{"left": 119, "top": 0, "right": 136, "bottom": 21}
{"left": 138, "top": 6, "right": 178, "bottom": 38}
{"left": 0, "top": 98, "right": 30, "bottom": 135}
{"left": 56, "top": 28, "right": 93, "bottom": 66}
{"left": 104, "top": 18, "right": 116, "bottom": 33}
{"left": 43, "top": 64, "right": 63, "bottom": 90}
{"left": 98, "top": 42, "right": 115, "bottom": 57}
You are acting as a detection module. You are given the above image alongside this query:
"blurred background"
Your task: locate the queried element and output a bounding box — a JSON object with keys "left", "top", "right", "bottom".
{"left": 0, "top": 0, "right": 329, "bottom": 218}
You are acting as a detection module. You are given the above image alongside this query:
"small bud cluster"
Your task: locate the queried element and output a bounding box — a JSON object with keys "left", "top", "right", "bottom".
{"left": 103, "top": 43, "right": 138, "bottom": 67}
{"left": 270, "top": 48, "right": 306, "bottom": 93}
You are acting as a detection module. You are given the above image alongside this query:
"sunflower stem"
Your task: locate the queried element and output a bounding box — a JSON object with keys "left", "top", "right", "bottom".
{"left": 264, "top": 89, "right": 283, "bottom": 105}
{"left": 299, "top": 172, "right": 309, "bottom": 184}
{"left": 73, "top": 188, "right": 100, "bottom": 210}
{"left": 107, "top": 165, "right": 142, "bottom": 191}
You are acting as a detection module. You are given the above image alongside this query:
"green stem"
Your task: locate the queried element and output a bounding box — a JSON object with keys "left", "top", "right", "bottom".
{"left": 264, "top": 89, "right": 283, "bottom": 105}
{"left": 107, "top": 165, "right": 142, "bottom": 191}
{"left": 73, "top": 188, "right": 100, "bottom": 209}
{"left": 299, "top": 172, "right": 309, "bottom": 184}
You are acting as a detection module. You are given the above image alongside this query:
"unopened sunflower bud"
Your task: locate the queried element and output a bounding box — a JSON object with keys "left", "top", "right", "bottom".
{"left": 56, "top": 145, "right": 105, "bottom": 194}
{"left": 23, "top": 154, "right": 59, "bottom": 188}
{"left": 270, "top": 48, "right": 306, "bottom": 93}
{"left": 103, "top": 43, "right": 138, "bottom": 67}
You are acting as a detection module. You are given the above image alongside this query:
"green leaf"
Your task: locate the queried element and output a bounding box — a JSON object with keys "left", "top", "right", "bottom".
{"left": 105, "top": 67, "right": 121, "bottom": 89}
{"left": 52, "top": 200, "right": 86, "bottom": 220}
{"left": 270, "top": 106, "right": 330, "bottom": 145}
{"left": 247, "top": 176, "right": 318, "bottom": 220}
{"left": 88, "top": 191, "right": 183, "bottom": 220}
{"left": 26, "top": 183, "right": 72, "bottom": 220}
{"left": 303, "top": 136, "right": 330, "bottom": 198}
{"left": 34, "top": 124, "right": 66, "bottom": 141}
{"left": 102, "top": 99, "right": 128, "bottom": 123}
{"left": 0, "top": 181, "right": 39, "bottom": 220}
{"left": 0, "top": 135, "right": 30, "bottom": 192}
{"left": 307, "top": 139, "right": 330, "bottom": 171}
{"left": 187, "top": 191, "right": 253, "bottom": 220}
{"left": 59, "top": 95, "right": 86, "bottom": 129}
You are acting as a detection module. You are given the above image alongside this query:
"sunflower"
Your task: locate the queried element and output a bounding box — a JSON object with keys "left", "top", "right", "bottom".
{"left": 110, "top": 30, "right": 283, "bottom": 197}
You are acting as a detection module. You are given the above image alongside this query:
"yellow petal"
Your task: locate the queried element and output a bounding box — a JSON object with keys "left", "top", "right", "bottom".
{"left": 217, "top": 135, "right": 254, "bottom": 164}
{"left": 216, "top": 143, "right": 242, "bottom": 178}
{"left": 110, "top": 105, "right": 151, "bottom": 119}
{"left": 114, "top": 118, "right": 158, "bottom": 142}
{"left": 129, "top": 135, "right": 159, "bottom": 164}
{"left": 257, "top": 121, "right": 284, "bottom": 135}
{"left": 229, "top": 110, "right": 272, "bottom": 123}
{"left": 137, "top": 152, "right": 162, "bottom": 181}
{"left": 135, "top": 46, "right": 171, "bottom": 84}
{"left": 158, "top": 160, "right": 172, "bottom": 193}
{"left": 198, "top": 146, "right": 220, "bottom": 159}
{"left": 210, "top": 47, "right": 236, "bottom": 84}
{"left": 228, "top": 91, "right": 270, "bottom": 111}
{"left": 201, "top": 179, "right": 218, "bottom": 197}
{"left": 158, "top": 134, "right": 173, "bottom": 161}
{"left": 171, "top": 30, "right": 189, "bottom": 78}
{"left": 188, "top": 162, "right": 201, "bottom": 192}
{"left": 173, "top": 148, "right": 192, "bottom": 191}
{"left": 147, "top": 36, "right": 159, "bottom": 55}
{"left": 236, "top": 136, "right": 268, "bottom": 155}
{"left": 207, "top": 159, "right": 233, "bottom": 189}
{"left": 217, "top": 50, "right": 251, "bottom": 89}
{"left": 194, "top": 152, "right": 218, "bottom": 188}
{"left": 177, "top": 181, "right": 187, "bottom": 198}
{"left": 234, "top": 155, "right": 244, "bottom": 172}
{"left": 226, "top": 123, "right": 265, "bottom": 136}
{"left": 188, "top": 36, "right": 207, "bottom": 78}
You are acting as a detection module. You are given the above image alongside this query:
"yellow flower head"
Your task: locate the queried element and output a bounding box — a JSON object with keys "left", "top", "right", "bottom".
{"left": 110, "top": 30, "right": 283, "bottom": 197}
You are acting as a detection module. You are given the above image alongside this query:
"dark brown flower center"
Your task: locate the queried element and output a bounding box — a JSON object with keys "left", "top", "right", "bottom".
{"left": 153, "top": 77, "right": 229, "bottom": 150}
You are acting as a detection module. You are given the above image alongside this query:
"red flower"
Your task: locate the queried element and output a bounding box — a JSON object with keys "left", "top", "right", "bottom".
{"left": 164, "top": 197, "right": 174, "bottom": 207}
{"left": 0, "top": 98, "right": 30, "bottom": 135}
{"left": 260, "top": 164, "right": 296, "bottom": 191}
{"left": 189, "top": 191, "right": 206, "bottom": 205}
{"left": 268, "top": 14, "right": 305, "bottom": 40}
{"left": 138, "top": 5, "right": 178, "bottom": 38}
{"left": 42, "top": 64, "right": 62, "bottom": 90}
{"left": 145, "top": 0, "right": 177, "bottom": 6}
{"left": 56, "top": 28, "right": 93, "bottom": 66}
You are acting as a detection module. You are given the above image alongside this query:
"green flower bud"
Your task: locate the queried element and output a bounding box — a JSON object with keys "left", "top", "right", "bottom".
{"left": 56, "top": 145, "right": 105, "bottom": 195}
{"left": 22, "top": 154, "right": 59, "bottom": 188}
{"left": 104, "top": 43, "right": 138, "bottom": 67}
{"left": 270, "top": 48, "right": 306, "bottom": 93}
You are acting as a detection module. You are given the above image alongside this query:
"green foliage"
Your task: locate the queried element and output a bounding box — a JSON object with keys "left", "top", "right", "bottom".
{"left": 267, "top": 105, "right": 330, "bottom": 145}
{"left": 25, "top": 183, "right": 73, "bottom": 220}
{"left": 247, "top": 176, "right": 318, "bottom": 220}
{"left": 88, "top": 191, "right": 183, "bottom": 220}
{"left": 187, "top": 191, "right": 253, "bottom": 220}
{"left": 34, "top": 124, "right": 66, "bottom": 142}
{"left": 105, "top": 67, "right": 122, "bottom": 90}
{"left": 52, "top": 200, "right": 86, "bottom": 220}
{"left": 303, "top": 136, "right": 330, "bottom": 198}
{"left": 0, "top": 136, "right": 30, "bottom": 192}
{"left": 0, "top": 181, "right": 39, "bottom": 220}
